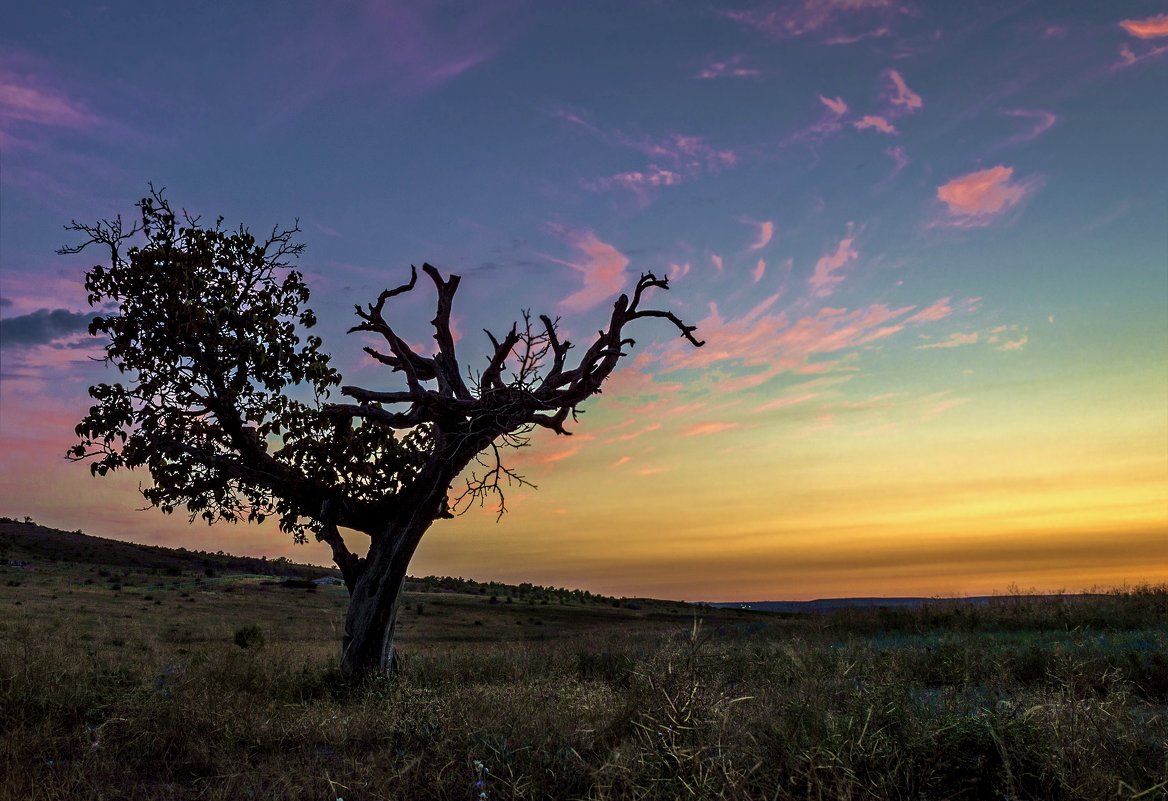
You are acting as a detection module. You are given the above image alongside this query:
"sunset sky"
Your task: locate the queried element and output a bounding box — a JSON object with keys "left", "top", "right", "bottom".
{"left": 2, "top": 1, "right": 1166, "bottom": 601}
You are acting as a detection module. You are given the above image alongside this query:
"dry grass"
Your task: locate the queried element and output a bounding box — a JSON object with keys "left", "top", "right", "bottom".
{"left": 1, "top": 554, "right": 1166, "bottom": 799}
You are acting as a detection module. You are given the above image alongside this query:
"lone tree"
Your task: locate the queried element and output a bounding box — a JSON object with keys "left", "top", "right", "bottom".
{"left": 62, "top": 190, "right": 703, "bottom": 677}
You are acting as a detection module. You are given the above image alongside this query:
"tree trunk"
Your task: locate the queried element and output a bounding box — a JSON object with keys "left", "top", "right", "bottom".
{"left": 339, "top": 549, "right": 408, "bottom": 678}
{"left": 337, "top": 491, "right": 445, "bottom": 679}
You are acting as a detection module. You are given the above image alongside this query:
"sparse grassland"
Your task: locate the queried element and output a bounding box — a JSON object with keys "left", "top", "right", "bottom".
{"left": 0, "top": 522, "right": 1165, "bottom": 800}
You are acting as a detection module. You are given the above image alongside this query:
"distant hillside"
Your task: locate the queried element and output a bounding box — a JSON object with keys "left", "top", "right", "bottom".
{"left": 710, "top": 594, "right": 1108, "bottom": 614}
{"left": 0, "top": 517, "right": 338, "bottom": 579}
{"left": 0, "top": 518, "right": 632, "bottom": 606}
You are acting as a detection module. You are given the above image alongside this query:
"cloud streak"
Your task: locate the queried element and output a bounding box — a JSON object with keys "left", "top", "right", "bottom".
{"left": 726, "top": 0, "right": 899, "bottom": 40}
{"left": 696, "top": 55, "right": 761, "bottom": 79}
{"left": 809, "top": 230, "right": 859, "bottom": 297}
{"left": 1000, "top": 108, "right": 1057, "bottom": 144}
{"left": 552, "top": 229, "right": 631, "bottom": 313}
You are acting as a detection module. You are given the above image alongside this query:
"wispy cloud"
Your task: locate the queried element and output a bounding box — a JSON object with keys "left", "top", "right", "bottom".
{"left": 745, "top": 219, "right": 775, "bottom": 251}
{"left": 825, "top": 26, "right": 891, "bottom": 45}
{"left": 935, "top": 166, "right": 1040, "bottom": 227}
{"left": 684, "top": 421, "right": 742, "bottom": 437}
{"left": 885, "top": 69, "right": 922, "bottom": 112}
{"left": 752, "top": 259, "right": 767, "bottom": 284}
{"left": 853, "top": 114, "right": 896, "bottom": 134}
{"left": 754, "top": 392, "right": 818, "bottom": 413}
{"left": 566, "top": 111, "right": 737, "bottom": 200}
{"left": 884, "top": 145, "right": 909, "bottom": 174}
{"left": 0, "top": 54, "right": 105, "bottom": 152}
{"left": 1000, "top": 108, "right": 1057, "bottom": 144}
{"left": 819, "top": 95, "right": 849, "bottom": 115}
{"left": 540, "top": 445, "right": 582, "bottom": 464}
{"left": 548, "top": 228, "right": 631, "bottom": 313}
{"left": 905, "top": 297, "right": 952, "bottom": 324}
{"left": 658, "top": 293, "right": 936, "bottom": 378}
{"left": 641, "top": 133, "right": 737, "bottom": 171}
{"left": 0, "top": 77, "right": 98, "bottom": 131}
{"left": 1116, "top": 42, "right": 1168, "bottom": 68}
{"left": 726, "top": 0, "right": 900, "bottom": 40}
{"left": 588, "top": 165, "right": 683, "bottom": 198}
{"left": 809, "top": 229, "right": 859, "bottom": 297}
{"left": 916, "top": 331, "right": 978, "bottom": 350}
{"left": 695, "top": 55, "right": 762, "bottom": 79}
{"left": 277, "top": 0, "right": 522, "bottom": 100}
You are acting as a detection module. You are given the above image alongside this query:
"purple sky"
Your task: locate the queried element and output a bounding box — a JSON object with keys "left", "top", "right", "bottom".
{"left": 2, "top": 1, "right": 1166, "bottom": 600}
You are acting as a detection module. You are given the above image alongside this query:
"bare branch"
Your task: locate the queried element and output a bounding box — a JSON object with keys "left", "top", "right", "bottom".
{"left": 629, "top": 309, "right": 705, "bottom": 347}
{"left": 421, "top": 263, "right": 473, "bottom": 400}
{"left": 480, "top": 323, "right": 521, "bottom": 391}
{"left": 450, "top": 441, "right": 536, "bottom": 521}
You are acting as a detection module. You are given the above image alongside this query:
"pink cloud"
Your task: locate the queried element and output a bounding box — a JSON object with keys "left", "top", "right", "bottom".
{"left": 609, "top": 422, "right": 662, "bottom": 443}
{"left": 1001, "top": 108, "right": 1057, "bottom": 143}
{"left": 684, "top": 422, "right": 742, "bottom": 437}
{"left": 752, "top": 259, "right": 767, "bottom": 284}
{"left": 1120, "top": 13, "right": 1168, "bottom": 39}
{"left": 574, "top": 119, "right": 737, "bottom": 200}
{"left": 696, "top": 55, "right": 762, "bottom": 79}
{"left": 282, "top": 0, "right": 518, "bottom": 100}
{"left": 885, "top": 145, "right": 909, "bottom": 174}
{"left": 825, "top": 26, "right": 890, "bottom": 45}
{"left": 669, "top": 262, "right": 691, "bottom": 280}
{"left": 659, "top": 296, "right": 926, "bottom": 377}
{"left": 642, "top": 133, "right": 737, "bottom": 170}
{"left": 711, "top": 253, "right": 724, "bottom": 273}
{"left": 819, "top": 95, "right": 849, "bottom": 115}
{"left": 935, "top": 166, "right": 1040, "bottom": 226}
{"left": 589, "top": 165, "right": 683, "bottom": 197}
{"left": 916, "top": 331, "right": 978, "bottom": 350}
{"left": 726, "top": 0, "right": 897, "bottom": 40}
{"left": 0, "top": 78, "right": 98, "bottom": 131}
{"left": 540, "top": 445, "right": 581, "bottom": 464}
{"left": 853, "top": 114, "right": 897, "bottom": 134}
{"left": 886, "top": 69, "right": 922, "bottom": 112}
{"left": 905, "top": 297, "right": 953, "bottom": 324}
{"left": 1115, "top": 41, "right": 1168, "bottom": 68}
{"left": 746, "top": 219, "right": 775, "bottom": 251}
{"left": 809, "top": 231, "right": 859, "bottom": 297}
{"left": 754, "top": 393, "right": 817, "bottom": 413}
{"left": 999, "top": 335, "right": 1028, "bottom": 351}
{"left": 553, "top": 229, "right": 630, "bottom": 313}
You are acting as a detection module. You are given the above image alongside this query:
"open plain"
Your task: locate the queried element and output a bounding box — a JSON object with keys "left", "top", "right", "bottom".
{"left": 1, "top": 520, "right": 1165, "bottom": 800}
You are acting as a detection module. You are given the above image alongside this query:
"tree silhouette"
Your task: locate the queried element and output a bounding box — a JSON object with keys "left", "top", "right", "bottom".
{"left": 62, "top": 189, "right": 703, "bottom": 677}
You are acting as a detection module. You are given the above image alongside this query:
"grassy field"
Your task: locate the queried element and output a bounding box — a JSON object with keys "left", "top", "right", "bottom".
{"left": 1, "top": 521, "right": 1165, "bottom": 800}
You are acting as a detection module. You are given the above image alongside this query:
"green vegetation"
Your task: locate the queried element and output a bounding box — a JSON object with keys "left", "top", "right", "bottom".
{"left": 1, "top": 521, "right": 1165, "bottom": 799}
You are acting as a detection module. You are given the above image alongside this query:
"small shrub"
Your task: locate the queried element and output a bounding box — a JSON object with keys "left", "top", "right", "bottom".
{"left": 233, "top": 624, "right": 265, "bottom": 649}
